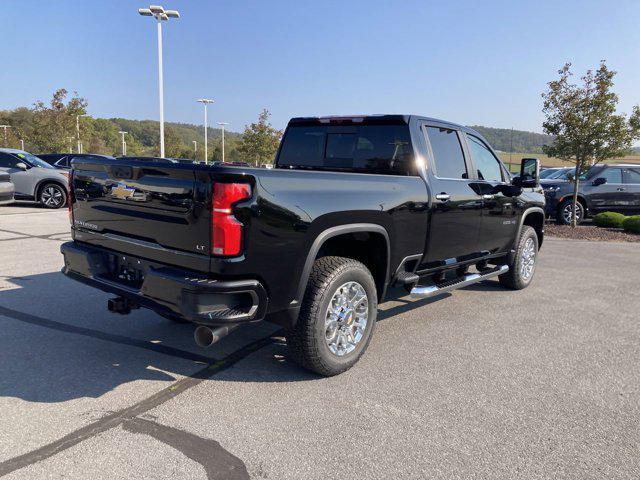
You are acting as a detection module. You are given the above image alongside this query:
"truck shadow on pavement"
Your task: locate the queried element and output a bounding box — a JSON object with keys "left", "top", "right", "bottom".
{"left": 0, "top": 272, "right": 501, "bottom": 404}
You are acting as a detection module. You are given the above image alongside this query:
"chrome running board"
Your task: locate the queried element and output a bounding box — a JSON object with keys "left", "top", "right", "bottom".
{"left": 410, "top": 265, "right": 509, "bottom": 298}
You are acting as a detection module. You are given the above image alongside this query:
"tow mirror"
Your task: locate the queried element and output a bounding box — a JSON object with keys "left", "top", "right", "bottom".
{"left": 514, "top": 157, "right": 539, "bottom": 188}
{"left": 15, "top": 162, "right": 28, "bottom": 171}
{"left": 592, "top": 177, "right": 607, "bottom": 186}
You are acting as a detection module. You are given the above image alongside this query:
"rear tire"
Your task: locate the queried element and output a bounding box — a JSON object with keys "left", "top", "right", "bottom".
{"left": 286, "top": 256, "right": 377, "bottom": 376}
{"left": 39, "top": 183, "right": 67, "bottom": 209}
{"left": 499, "top": 225, "right": 538, "bottom": 290}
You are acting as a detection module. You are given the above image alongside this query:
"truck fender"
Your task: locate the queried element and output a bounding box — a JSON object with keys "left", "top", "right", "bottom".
{"left": 293, "top": 223, "right": 391, "bottom": 305}
{"left": 509, "top": 207, "right": 545, "bottom": 263}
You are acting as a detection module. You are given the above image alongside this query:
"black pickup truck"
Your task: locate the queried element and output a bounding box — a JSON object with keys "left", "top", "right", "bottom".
{"left": 61, "top": 115, "right": 545, "bottom": 376}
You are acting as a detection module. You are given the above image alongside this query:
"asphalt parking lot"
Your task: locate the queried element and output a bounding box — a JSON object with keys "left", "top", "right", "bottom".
{"left": 1, "top": 203, "right": 639, "bottom": 479}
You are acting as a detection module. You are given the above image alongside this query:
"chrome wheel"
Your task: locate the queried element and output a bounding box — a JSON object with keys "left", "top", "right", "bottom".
{"left": 324, "top": 281, "right": 368, "bottom": 357}
{"left": 562, "top": 202, "right": 583, "bottom": 224}
{"left": 520, "top": 237, "right": 536, "bottom": 281}
{"left": 41, "top": 185, "right": 64, "bottom": 208}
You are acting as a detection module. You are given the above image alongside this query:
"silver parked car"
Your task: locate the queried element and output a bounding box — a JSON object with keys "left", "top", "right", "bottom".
{"left": 0, "top": 172, "right": 15, "bottom": 205}
{"left": 0, "top": 148, "right": 69, "bottom": 208}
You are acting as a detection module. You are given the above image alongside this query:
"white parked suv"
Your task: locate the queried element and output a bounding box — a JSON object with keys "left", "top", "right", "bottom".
{"left": 0, "top": 148, "right": 70, "bottom": 209}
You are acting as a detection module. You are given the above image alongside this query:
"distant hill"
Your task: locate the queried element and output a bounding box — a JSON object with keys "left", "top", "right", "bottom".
{"left": 469, "top": 126, "right": 554, "bottom": 154}
{"left": 109, "top": 118, "right": 241, "bottom": 150}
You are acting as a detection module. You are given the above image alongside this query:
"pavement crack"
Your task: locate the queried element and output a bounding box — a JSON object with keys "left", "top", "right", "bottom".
{"left": 0, "top": 330, "right": 279, "bottom": 477}
{"left": 123, "top": 418, "right": 249, "bottom": 480}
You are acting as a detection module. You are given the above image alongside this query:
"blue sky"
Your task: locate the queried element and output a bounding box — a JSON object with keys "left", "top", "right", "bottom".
{"left": 2, "top": 0, "right": 639, "bottom": 133}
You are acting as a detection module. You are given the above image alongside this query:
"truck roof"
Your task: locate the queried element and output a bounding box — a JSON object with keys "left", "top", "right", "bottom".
{"left": 288, "top": 114, "right": 470, "bottom": 132}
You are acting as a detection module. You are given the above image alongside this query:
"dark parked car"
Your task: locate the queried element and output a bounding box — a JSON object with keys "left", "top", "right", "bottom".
{"left": 543, "top": 163, "right": 640, "bottom": 224}
{"left": 38, "top": 153, "right": 114, "bottom": 170}
{"left": 0, "top": 172, "right": 15, "bottom": 205}
{"left": 61, "top": 114, "right": 545, "bottom": 376}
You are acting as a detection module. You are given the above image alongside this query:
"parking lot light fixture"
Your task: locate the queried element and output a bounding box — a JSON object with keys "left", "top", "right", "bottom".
{"left": 138, "top": 5, "right": 180, "bottom": 158}
{"left": 218, "top": 122, "right": 229, "bottom": 163}
{"left": 193, "top": 140, "right": 197, "bottom": 159}
{"left": 197, "top": 99, "right": 214, "bottom": 164}
{"left": 76, "top": 114, "right": 87, "bottom": 154}
{"left": 0, "top": 125, "right": 11, "bottom": 147}
{"left": 118, "top": 131, "right": 128, "bottom": 156}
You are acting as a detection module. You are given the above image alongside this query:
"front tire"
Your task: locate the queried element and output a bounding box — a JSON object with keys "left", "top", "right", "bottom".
{"left": 39, "top": 183, "right": 67, "bottom": 209}
{"left": 556, "top": 198, "right": 584, "bottom": 225}
{"left": 286, "top": 256, "right": 377, "bottom": 376}
{"left": 499, "top": 225, "right": 539, "bottom": 290}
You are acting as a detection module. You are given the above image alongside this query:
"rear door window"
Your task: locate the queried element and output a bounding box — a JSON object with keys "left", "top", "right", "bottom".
{"left": 425, "top": 127, "right": 468, "bottom": 179}
{"left": 600, "top": 168, "right": 623, "bottom": 184}
{"left": 623, "top": 168, "right": 640, "bottom": 184}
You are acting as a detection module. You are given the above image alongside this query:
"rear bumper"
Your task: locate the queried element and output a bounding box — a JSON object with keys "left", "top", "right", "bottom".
{"left": 60, "top": 241, "right": 268, "bottom": 326}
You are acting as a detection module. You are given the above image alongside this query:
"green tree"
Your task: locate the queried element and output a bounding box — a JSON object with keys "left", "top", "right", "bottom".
{"left": 237, "top": 109, "right": 282, "bottom": 166}
{"left": 30, "top": 88, "right": 88, "bottom": 153}
{"left": 542, "top": 61, "right": 640, "bottom": 227}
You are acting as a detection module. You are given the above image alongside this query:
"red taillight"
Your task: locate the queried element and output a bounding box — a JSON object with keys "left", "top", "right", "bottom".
{"left": 212, "top": 183, "right": 251, "bottom": 256}
{"left": 68, "top": 170, "right": 74, "bottom": 225}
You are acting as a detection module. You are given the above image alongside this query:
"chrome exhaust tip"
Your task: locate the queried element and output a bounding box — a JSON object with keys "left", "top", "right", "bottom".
{"left": 194, "top": 325, "right": 239, "bottom": 348}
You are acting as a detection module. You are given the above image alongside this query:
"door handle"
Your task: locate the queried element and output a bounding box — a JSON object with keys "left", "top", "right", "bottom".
{"left": 617, "top": 187, "right": 626, "bottom": 191}
{"left": 482, "top": 194, "right": 495, "bottom": 200}
{"left": 435, "top": 193, "right": 450, "bottom": 202}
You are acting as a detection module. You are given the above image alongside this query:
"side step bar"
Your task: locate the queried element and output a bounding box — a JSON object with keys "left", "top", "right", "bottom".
{"left": 410, "top": 265, "right": 509, "bottom": 298}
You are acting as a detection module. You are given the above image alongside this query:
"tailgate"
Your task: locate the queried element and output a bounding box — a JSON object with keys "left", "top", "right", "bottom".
{"left": 70, "top": 159, "right": 210, "bottom": 266}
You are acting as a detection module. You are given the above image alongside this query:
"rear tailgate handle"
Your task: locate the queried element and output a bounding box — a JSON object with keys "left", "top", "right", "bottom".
{"left": 435, "top": 193, "right": 450, "bottom": 202}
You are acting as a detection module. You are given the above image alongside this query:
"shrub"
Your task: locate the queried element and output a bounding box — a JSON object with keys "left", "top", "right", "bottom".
{"left": 622, "top": 216, "right": 640, "bottom": 234}
{"left": 592, "top": 211, "right": 627, "bottom": 228}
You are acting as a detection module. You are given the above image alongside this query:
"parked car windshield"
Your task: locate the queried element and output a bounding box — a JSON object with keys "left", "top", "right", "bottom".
{"left": 546, "top": 168, "right": 572, "bottom": 179}
{"left": 11, "top": 152, "right": 55, "bottom": 169}
{"left": 539, "top": 169, "right": 560, "bottom": 179}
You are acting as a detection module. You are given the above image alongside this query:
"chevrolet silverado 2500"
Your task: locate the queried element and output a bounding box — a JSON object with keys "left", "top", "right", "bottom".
{"left": 61, "top": 115, "right": 545, "bottom": 376}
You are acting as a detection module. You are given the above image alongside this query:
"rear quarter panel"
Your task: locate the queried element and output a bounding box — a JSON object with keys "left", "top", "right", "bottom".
{"left": 215, "top": 168, "right": 429, "bottom": 313}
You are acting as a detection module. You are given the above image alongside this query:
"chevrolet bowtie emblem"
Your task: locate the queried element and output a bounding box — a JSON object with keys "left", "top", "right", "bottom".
{"left": 111, "top": 183, "right": 135, "bottom": 200}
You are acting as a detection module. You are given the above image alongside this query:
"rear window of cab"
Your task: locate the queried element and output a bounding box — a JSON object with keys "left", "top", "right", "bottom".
{"left": 277, "top": 125, "right": 416, "bottom": 175}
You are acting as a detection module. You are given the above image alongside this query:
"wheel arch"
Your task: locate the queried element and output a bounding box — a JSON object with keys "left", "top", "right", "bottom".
{"left": 520, "top": 207, "right": 545, "bottom": 248}
{"left": 511, "top": 207, "right": 545, "bottom": 261}
{"left": 295, "top": 224, "right": 391, "bottom": 305}
{"left": 35, "top": 178, "right": 68, "bottom": 198}
{"left": 558, "top": 194, "right": 588, "bottom": 211}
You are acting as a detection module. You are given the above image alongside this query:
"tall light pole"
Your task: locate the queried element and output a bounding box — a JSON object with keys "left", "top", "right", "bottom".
{"left": 76, "top": 114, "right": 87, "bottom": 154}
{"left": 217, "top": 122, "right": 229, "bottom": 163}
{"left": 192, "top": 140, "right": 197, "bottom": 159}
{"left": 119, "top": 131, "right": 128, "bottom": 156}
{"left": 197, "top": 99, "right": 214, "bottom": 164}
{"left": 138, "top": 5, "right": 180, "bottom": 158}
{"left": 0, "top": 125, "right": 11, "bottom": 147}
{"left": 20, "top": 139, "right": 24, "bottom": 150}
{"left": 509, "top": 127, "right": 514, "bottom": 172}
